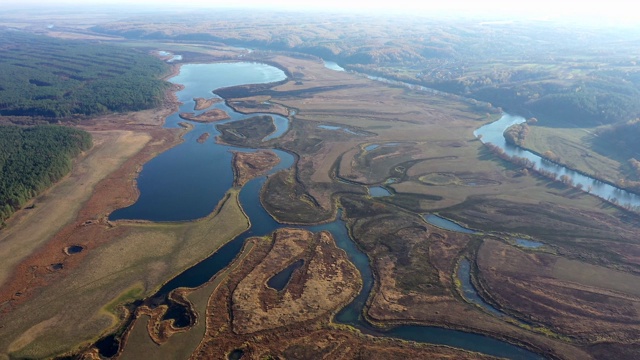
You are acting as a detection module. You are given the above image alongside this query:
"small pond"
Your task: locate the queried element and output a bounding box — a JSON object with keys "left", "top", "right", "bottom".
{"left": 323, "top": 60, "right": 345, "bottom": 72}
{"left": 369, "top": 186, "right": 392, "bottom": 197}
{"left": 516, "top": 238, "right": 544, "bottom": 249}
{"left": 267, "top": 259, "right": 304, "bottom": 291}
{"left": 423, "top": 214, "right": 477, "bottom": 234}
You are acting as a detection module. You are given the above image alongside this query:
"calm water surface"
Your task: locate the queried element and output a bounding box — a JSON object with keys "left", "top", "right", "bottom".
{"left": 107, "top": 62, "right": 542, "bottom": 359}
{"left": 475, "top": 113, "right": 640, "bottom": 209}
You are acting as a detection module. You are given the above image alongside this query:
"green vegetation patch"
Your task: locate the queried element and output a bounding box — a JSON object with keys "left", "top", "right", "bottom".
{"left": 217, "top": 115, "right": 274, "bottom": 147}
{"left": 0, "top": 31, "right": 169, "bottom": 119}
{"left": 0, "top": 125, "right": 92, "bottom": 224}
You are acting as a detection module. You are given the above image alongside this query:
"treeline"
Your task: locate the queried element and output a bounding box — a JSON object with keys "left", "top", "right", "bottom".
{"left": 0, "top": 125, "right": 92, "bottom": 224}
{"left": 0, "top": 31, "right": 169, "bottom": 120}
{"left": 595, "top": 118, "right": 640, "bottom": 158}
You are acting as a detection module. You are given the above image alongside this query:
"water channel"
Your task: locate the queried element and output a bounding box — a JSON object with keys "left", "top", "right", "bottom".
{"left": 475, "top": 113, "right": 640, "bottom": 209}
{"left": 106, "top": 62, "right": 543, "bottom": 359}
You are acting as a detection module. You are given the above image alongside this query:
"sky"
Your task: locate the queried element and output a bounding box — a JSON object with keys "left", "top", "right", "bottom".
{"left": 4, "top": 0, "right": 640, "bottom": 25}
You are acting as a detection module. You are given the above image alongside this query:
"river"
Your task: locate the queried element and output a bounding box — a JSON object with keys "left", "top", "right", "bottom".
{"left": 105, "top": 62, "right": 542, "bottom": 359}
{"left": 475, "top": 113, "right": 640, "bottom": 209}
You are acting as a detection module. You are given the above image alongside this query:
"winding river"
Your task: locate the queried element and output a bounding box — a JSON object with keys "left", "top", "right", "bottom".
{"left": 107, "top": 62, "right": 542, "bottom": 359}
{"left": 475, "top": 113, "right": 640, "bottom": 209}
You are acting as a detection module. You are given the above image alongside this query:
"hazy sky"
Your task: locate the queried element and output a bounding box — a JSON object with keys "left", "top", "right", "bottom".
{"left": 4, "top": 0, "right": 640, "bottom": 24}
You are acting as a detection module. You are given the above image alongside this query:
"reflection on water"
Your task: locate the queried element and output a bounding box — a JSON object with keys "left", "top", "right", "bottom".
{"left": 475, "top": 113, "right": 640, "bottom": 210}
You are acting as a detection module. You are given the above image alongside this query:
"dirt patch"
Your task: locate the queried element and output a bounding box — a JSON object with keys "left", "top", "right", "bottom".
{"left": 232, "top": 150, "right": 279, "bottom": 187}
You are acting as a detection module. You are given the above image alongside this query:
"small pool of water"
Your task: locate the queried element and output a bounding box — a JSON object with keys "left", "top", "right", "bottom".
{"left": 96, "top": 335, "right": 119, "bottom": 358}
{"left": 267, "top": 259, "right": 304, "bottom": 291}
{"left": 162, "top": 302, "right": 192, "bottom": 328}
{"left": 369, "top": 186, "right": 392, "bottom": 197}
{"left": 228, "top": 349, "right": 244, "bottom": 360}
{"left": 65, "top": 245, "right": 83, "bottom": 255}
{"left": 423, "top": 214, "right": 477, "bottom": 234}
{"left": 516, "top": 238, "right": 544, "bottom": 248}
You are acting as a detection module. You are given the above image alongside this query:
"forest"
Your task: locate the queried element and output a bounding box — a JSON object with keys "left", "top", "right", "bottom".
{"left": 0, "top": 125, "right": 92, "bottom": 225}
{"left": 0, "top": 31, "right": 169, "bottom": 119}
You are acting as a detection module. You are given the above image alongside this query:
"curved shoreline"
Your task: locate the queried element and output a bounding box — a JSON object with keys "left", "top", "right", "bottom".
{"left": 3, "top": 58, "right": 556, "bottom": 359}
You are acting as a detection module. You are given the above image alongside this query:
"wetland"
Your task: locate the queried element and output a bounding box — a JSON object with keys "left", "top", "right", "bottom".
{"left": 2, "top": 16, "right": 640, "bottom": 360}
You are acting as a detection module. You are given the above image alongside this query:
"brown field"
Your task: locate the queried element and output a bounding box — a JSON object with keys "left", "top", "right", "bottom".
{"left": 477, "top": 239, "right": 640, "bottom": 344}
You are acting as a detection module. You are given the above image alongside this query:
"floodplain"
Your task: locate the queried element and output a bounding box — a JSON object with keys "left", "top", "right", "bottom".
{"left": 0, "top": 10, "right": 639, "bottom": 360}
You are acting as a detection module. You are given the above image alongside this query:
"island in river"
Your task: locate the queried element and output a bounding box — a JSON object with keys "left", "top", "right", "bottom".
{"left": 179, "top": 108, "right": 230, "bottom": 122}
{"left": 193, "top": 97, "right": 222, "bottom": 110}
